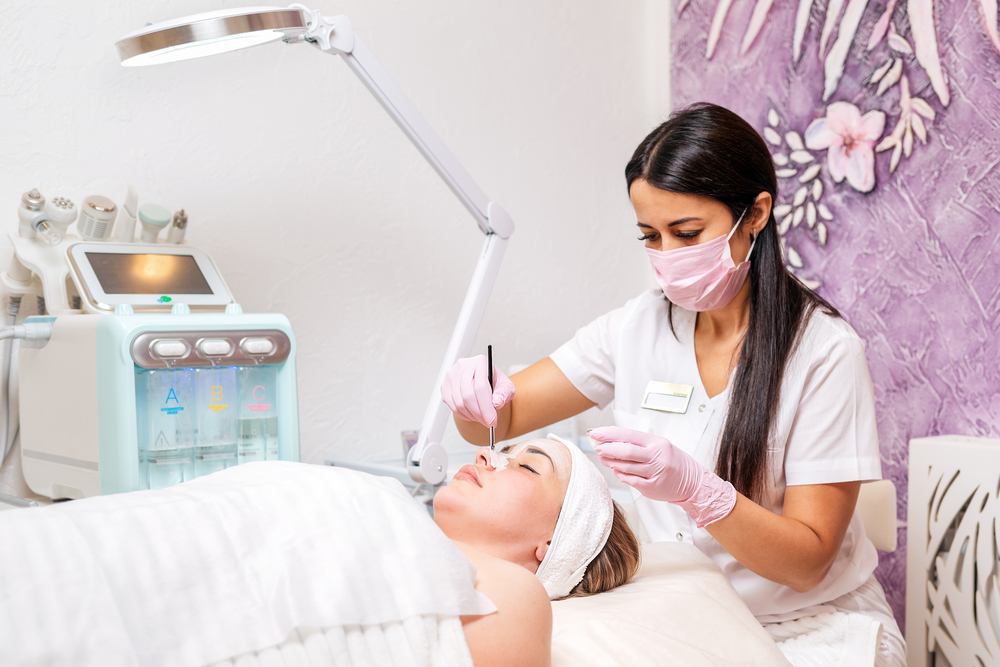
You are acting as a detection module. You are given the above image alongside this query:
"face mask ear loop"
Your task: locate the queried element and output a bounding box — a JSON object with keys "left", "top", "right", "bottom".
{"left": 726, "top": 206, "right": 755, "bottom": 263}
{"left": 725, "top": 206, "right": 750, "bottom": 242}
{"left": 744, "top": 230, "right": 758, "bottom": 263}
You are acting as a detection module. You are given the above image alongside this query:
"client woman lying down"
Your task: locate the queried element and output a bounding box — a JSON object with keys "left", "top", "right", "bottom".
{"left": 0, "top": 435, "right": 638, "bottom": 667}
{"left": 435, "top": 436, "right": 641, "bottom": 667}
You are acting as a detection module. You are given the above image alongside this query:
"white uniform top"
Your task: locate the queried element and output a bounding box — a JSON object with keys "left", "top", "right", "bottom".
{"left": 550, "top": 289, "right": 882, "bottom": 620}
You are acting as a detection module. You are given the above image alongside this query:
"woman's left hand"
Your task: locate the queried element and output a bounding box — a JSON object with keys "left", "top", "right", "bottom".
{"left": 590, "top": 426, "right": 737, "bottom": 528}
{"left": 590, "top": 426, "right": 702, "bottom": 502}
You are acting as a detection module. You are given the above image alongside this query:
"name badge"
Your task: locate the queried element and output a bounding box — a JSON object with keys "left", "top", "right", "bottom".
{"left": 641, "top": 381, "right": 694, "bottom": 414}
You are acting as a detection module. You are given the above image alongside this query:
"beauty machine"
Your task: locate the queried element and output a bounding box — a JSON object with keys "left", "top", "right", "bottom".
{"left": 3, "top": 195, "right": 299, "bottom": 500}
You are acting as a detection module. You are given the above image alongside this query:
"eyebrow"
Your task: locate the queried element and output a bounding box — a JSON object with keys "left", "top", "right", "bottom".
{"left": 637, "top": 217, "right": 701, "bottom": 229}
{"left": 524, "top": 447, "right": 555, "bottom": 471}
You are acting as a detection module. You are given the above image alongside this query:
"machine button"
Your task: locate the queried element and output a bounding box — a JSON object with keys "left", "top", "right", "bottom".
{"left": 199, "top": 339, "right": 232, "bottom": 356}
{"left": 153, "top": 340, "right": 187, "bottom": 358}
{"left": 243, "top": 338, "right": 274, "bottom": 355}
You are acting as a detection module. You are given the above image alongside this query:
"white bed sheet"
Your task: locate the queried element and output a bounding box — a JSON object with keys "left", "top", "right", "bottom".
{"left": 764, "top": 611, "right": 883, "bottom": 666}
{"left": 0, "top": 462, "right": 492, "bottom": 667}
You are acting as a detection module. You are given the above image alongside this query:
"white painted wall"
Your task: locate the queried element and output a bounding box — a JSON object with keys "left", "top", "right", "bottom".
{"left": 0, "top": 0, "right": 670, "bottom": 468}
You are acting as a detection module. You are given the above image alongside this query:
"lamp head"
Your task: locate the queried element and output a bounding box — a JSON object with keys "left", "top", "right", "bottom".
{"left": 116, "top": 6, "right": 308, "bottom": 66}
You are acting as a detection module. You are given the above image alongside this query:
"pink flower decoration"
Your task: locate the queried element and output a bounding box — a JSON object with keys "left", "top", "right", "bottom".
{"left": 805, "top": 102, "right": 886, "bottom": 193}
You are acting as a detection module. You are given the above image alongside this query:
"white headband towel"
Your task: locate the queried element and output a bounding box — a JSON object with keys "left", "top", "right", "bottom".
{"left": 534, "top": 434, "right": 614, "bottom": 600}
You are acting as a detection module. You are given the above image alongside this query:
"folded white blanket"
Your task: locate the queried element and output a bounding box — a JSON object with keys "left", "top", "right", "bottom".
{"left": 0, "top": 462, "right": 494, "bottom": 667}
{"left": 764, "top": 611, "right": 883, "bottom": 667}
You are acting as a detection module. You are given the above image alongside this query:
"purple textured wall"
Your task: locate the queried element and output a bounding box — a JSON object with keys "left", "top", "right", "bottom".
{"left": 671, "top": 0, "right": 1000, "bottom": 630}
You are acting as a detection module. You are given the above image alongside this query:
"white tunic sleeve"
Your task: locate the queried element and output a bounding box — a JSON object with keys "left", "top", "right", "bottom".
{"left": 548, "top": 294, "right": 647, "bottom": 410}
{"left": 777, "top": 315, "right": 882, "bottom": 486}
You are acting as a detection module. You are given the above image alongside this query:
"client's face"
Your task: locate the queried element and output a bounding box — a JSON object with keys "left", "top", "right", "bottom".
{"left": 433, "top": 438, "right": 572, "bottom": 573}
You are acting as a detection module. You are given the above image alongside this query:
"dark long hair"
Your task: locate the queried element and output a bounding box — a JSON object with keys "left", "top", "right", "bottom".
{"left": 624, "top": 103, "right": 839, "bottom": 504}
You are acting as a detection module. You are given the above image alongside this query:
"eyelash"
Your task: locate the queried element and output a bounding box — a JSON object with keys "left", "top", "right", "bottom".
{"left": 638, "top": 231, "right": 700, "bottom": 242}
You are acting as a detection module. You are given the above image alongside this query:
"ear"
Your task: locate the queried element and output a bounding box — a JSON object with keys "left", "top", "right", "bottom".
{"left": 750, "top": 191, "right": 772, "bottom": 235}
{"left": 535, "top": 539, "right": 551, "bottom": 565}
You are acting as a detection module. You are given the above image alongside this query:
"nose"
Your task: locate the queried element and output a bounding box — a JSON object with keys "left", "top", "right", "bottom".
{"left": 476, "top": 447, "right": 493, "bottom": 469}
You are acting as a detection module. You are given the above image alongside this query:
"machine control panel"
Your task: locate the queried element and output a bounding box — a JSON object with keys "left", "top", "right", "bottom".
{"left": 132, "top": 329, "right": 291, "bottom": 369}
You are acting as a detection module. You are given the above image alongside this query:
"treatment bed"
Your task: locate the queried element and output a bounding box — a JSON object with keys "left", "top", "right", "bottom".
{"left": 0, "top": 462, "right": 881, "bottom": 666}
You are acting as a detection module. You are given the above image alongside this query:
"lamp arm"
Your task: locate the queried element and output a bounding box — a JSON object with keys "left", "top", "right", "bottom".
{"left": 408, "top": 213, "right": 510, "bottom": 485}
{"left": 296, "top": 10, "right": 515, "bottom": 483}
{"left": 301, "top": 12, "right": 513, "bottom": 238}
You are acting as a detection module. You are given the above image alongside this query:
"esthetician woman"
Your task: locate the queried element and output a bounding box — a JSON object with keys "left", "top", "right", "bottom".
{"left": 440, "top": 103, "right": 904, "bottom": 666}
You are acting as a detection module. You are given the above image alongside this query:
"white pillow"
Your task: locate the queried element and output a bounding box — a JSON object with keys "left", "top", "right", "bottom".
{"left": 552, "top": 542, "right": 791, "bottom": 667}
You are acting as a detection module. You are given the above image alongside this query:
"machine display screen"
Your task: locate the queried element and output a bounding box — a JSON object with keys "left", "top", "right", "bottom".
{"left": 85, "top": 252, "right": 214, "bottom": 295}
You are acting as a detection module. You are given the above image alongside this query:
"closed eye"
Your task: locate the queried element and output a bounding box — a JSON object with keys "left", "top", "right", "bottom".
{"left": 519, "top": 463, "right": 539, "bottom": 475}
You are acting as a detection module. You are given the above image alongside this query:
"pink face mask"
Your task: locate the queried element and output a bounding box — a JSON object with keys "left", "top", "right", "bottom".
{"left": 646, "top": 208, "right": 756, "bottom": 312}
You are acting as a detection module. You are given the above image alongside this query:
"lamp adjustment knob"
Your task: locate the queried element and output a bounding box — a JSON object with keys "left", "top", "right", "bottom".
{"left": 412, "top": 443, "right": 448, "bottom": 486}
{"left": 225, "top": 303, "right": 243, "bottom": 315}
{"left": 171, "top": 303, "right": 191, "bottom": 315}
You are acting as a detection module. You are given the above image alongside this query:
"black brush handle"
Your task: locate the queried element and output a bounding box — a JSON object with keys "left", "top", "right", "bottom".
{"left": 487, "top": 345, "right": 494, "bottom": 391}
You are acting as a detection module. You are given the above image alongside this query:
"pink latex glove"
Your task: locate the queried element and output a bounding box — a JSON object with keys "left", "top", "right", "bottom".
{"left": 590, "top": 426, "right": 737, "bottom": 528}
{"left": 440, "top": 355, "right": 516, "bottom": 428}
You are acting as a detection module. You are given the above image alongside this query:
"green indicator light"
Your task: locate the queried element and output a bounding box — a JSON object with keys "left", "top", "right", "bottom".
{"left": 158, "top": 296, "right": 172, "bottom": 303}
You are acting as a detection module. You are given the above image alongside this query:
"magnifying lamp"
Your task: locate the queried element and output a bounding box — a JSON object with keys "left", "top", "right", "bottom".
{"left": 116, "top": 5, "right": 515, "bottom": 485}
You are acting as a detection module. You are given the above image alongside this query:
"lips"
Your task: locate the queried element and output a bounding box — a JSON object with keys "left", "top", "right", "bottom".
{"left": 454, "top": 465, "right": 481, "bottom": 487}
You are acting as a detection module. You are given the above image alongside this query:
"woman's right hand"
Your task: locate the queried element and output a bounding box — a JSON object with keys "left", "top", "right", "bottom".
{"left": 440, "top": 355, "right": 516, "bottom": 428}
